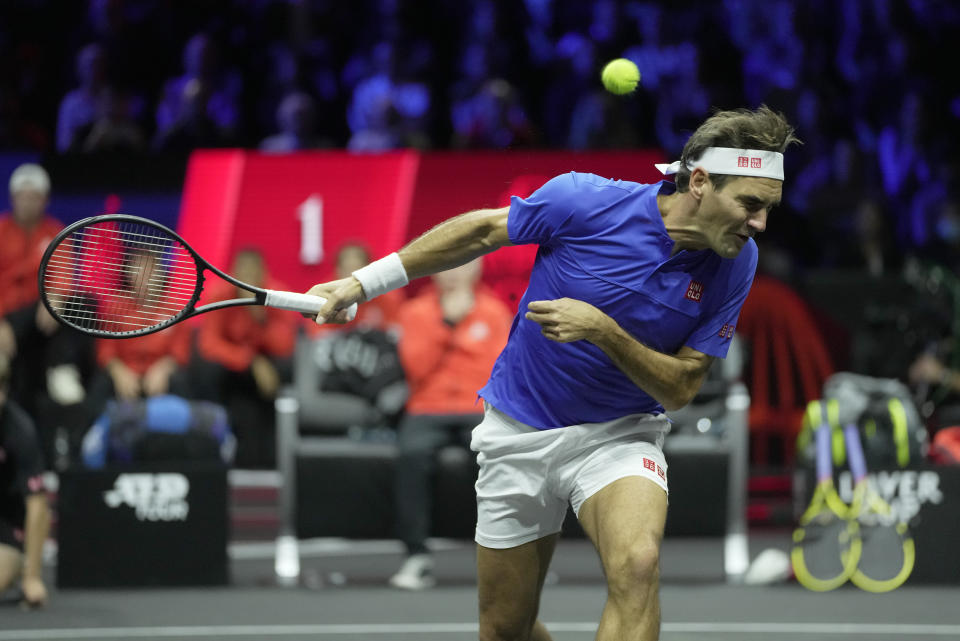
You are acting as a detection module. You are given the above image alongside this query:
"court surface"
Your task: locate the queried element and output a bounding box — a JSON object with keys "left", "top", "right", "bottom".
{"left": 2, "top": 535, "right": 958, "bottom": 641}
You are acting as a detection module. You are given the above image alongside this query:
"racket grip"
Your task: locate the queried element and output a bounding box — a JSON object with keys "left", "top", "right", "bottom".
{"left": 843, "top": 423, "right": 868, "bottom": 482}
{"left": 264, "top": 290, "right": 358, "bottom": 321}
{"left": 815, "top": 422, "right": 833, "bottom": 483}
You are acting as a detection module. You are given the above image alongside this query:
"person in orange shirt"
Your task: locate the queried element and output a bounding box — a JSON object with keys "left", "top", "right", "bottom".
{"left": 389, "top": 259, "right": 511, "bottom": 589}
{"left": 307, "top": 242, "right": 405, "bottom": 336}
{"left": 194, "top": 248, "right": 298, "bottom": 468}
{"left": 0, "top": 164, "right": 63, "bottom": 317}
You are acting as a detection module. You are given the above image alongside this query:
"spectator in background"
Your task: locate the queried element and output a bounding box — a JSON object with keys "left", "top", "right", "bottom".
{"left": 450, "top": 78, "right": 534, "bottom": 150}
{"left": 389, "top": 259, "right": 511, "bottom": 590}
{"left": 1, "top": 301, "right": 93, "bottom": 471}
{"left": 195, "top": 249, "right": 297, "bottom": 468}
{"left": 259, "top": 91, "right": 331, "bottom": 153}
{"left": 56, "top": 43, "right": 109, "bottom": 153}
{"left": 71, "top": 87, "right": 146, "bottom": 153}
{"left": 155, "top": 33, "right": 242, "bottom": 139}
{"left": 0, "top": 353, "right": 51, "bottom": 609}
{"left": 0, "top": 164, "right": 62, "bottom": 317}
{"left": 152, "top": 78, "right": 233, "bottom": 153}
{"left": 346, "top": 40, "right": 432, "bottom": 151}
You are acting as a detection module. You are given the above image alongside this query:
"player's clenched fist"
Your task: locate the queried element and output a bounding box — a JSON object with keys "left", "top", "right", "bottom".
{"left": 524, "top": 298, "right": 610, "bottom": 343}
{"left": 304, "top": 277, "right": 365, "bottom": 324}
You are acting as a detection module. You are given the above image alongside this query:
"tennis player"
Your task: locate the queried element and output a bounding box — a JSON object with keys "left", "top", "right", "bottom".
{"left": 307, "top": 105, "right": 799, "bottom": 641}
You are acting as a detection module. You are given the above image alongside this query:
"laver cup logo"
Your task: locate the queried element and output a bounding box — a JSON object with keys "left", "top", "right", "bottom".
{"left": 103, "top": 473, "right": 190, "bottom": 521}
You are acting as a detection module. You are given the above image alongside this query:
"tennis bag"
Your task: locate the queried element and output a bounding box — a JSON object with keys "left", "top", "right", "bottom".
{"left": 797, "top": 372, "right": 928, "bottom": 469}
{"left": 82, "top": 394, "right": 235, "bottom": 468}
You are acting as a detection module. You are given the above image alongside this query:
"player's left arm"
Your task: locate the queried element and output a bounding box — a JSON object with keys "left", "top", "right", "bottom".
{"left": 525, "top": 298, "right": 713, "bottom": 410}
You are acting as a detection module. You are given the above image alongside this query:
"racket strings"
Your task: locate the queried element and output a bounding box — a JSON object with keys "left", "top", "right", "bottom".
{"left": 42, "top": 221, "right": 199, "bottom": 334}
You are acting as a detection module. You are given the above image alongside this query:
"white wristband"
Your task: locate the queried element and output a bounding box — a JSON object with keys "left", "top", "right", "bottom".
{"left": 351, "top": 252, "right": 409, "bottom": 300}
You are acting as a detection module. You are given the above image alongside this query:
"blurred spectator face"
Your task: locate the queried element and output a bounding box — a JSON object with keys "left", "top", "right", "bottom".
{"left": 124, "top": 249, "right": 159, "bottom": 301}
{"left": 233, "top": 250, "right": 266, "bottom": 292}
{"left": 335, "top": 245, "right": 370, "bottom": 279}
{"left": 11, "top": 188, "right": 47, "bottom": 226}
{"left": 9, "top": 164, "right": 50, "bottom": 226}
{"left": 279, "top": 93, "right": 316, "bottom": 137}
{"left": 77, "top": 44, "right": 106, "bottom": 90}
{"left": 180, "top": 78, "right": 211, "bottom": 122}
{"left": 432, "top": 259, "right": 481, "bottom": 293}
{"left": 184, "top": 34, "right": 215, "bottom": 78}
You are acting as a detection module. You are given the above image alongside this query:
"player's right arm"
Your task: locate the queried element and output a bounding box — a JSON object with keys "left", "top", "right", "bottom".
{"left": 307, "top": 207, "right": 511, "bottom": 323}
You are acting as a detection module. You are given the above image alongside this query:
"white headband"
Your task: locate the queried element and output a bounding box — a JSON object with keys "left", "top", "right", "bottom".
{"left": 656, "top": 147, "right": 784, "bottom": 181}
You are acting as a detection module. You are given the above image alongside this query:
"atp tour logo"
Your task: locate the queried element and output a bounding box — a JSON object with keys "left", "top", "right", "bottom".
{"left": 104, "top": 473, "right": 190, "bottom": 522}
{"left": 837, "top": 469, "right": 944, "bottom": 525}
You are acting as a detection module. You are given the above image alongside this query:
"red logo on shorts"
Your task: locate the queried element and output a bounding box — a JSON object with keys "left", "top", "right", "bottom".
{"left": 685, "top": 280, "right": 703, "bottom": 303}
{"left": 643, "top": 458, "right": 656, "bottom": 472}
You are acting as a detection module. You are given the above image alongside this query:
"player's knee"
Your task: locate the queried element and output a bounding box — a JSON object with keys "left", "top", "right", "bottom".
{"left": 478, "top": 601, "right": 537, "bottom": 641}
{"left": 605, "top": 539, "right": 661, "bottom": 597}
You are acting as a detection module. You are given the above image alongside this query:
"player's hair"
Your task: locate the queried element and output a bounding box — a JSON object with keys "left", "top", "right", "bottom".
{"left": 674, "top": 105, "right": 801, "bottom": 192}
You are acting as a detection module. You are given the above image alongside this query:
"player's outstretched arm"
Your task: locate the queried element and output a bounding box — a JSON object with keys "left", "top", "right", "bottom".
{"left": 308, "top": 207, "right": 511, "bottom": 323}
{"left": 526, "top": 298, "right": 713, "bottom": 410}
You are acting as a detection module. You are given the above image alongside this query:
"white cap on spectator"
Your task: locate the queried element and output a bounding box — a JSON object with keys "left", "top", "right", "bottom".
{"left": 9, "top": 163, "right": 51, "bottom": 195}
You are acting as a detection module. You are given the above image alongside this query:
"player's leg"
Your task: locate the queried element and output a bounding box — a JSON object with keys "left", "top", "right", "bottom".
{"left": 578, "top": 476, "right": 667, "bottom": 641}
{"left": 477, "top": 534, "right": 558, "bottom": 641}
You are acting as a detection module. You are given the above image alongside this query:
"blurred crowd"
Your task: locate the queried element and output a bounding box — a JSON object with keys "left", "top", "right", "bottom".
{"left": 1, "top": 0, "right": 959, "bottom": 273}
{"left": 3, "top": 0, "right": 960, "bottom": 473}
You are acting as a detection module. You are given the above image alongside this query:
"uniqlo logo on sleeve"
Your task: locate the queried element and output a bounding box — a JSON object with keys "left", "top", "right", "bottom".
{"left": 685, "top": 280, "right": 703, "bottom": 302}
{"left": 751, "top": 157, "right": 762, "bottom": 168}
{"left": 656, "top": 464, "right": 666, "bottom": 480}
{"left": 643, "top": 458, "right": 656, "bottom": 472}
{"left": 737, "top": 156, "right": 749, "bottom": 167}
{"left": 718, "top": 323, "right": 735, "bottom": 339}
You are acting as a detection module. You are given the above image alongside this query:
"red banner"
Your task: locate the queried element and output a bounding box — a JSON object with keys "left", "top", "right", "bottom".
{"left": 177, "top": 150, "right": 666, "bottom": 295}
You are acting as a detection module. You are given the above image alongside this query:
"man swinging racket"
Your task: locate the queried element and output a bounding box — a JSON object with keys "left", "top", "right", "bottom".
{"left": 306, "top": 105, "right": 799, "bottom": 641}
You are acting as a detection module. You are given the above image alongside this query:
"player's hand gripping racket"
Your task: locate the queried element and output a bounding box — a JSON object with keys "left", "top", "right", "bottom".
{"left": 843, "top": 422, "right": 915, "bottom": 592}
{"left": 791, "top": 405, "right": 862, "bottom": 591}
{"left": 38, "top": 215, "right": 356, "bottom": 338}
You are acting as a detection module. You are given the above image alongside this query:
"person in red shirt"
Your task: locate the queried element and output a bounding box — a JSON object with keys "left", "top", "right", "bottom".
{"left": 389, "top": 259, "right": 512, "bottom": 589}
{"left": 85, "top": 247, "right": 193, "bottom": 434}
{"left": 194, "top": 248, "right": 298, "bottom": 468}
{"left": 0, "top": 164, "right": 63, "bottom": 317}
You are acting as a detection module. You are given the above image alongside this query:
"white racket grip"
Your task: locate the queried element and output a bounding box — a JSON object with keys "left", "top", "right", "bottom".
{"left": 264, "top": 290, "right": 357, "bottom": 321}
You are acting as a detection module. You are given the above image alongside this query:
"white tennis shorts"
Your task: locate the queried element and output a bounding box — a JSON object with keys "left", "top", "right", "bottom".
{"left": 471, "top": 402, "right": 670, "bottom": 549}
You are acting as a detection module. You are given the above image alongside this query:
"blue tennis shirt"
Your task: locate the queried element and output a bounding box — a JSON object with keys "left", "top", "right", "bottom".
{"left": 478, "top": 172, "right": 757, "bottom": 429}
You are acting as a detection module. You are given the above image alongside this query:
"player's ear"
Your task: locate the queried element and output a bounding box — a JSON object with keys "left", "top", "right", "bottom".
{"left": 689, "top": 168, "right": 710, "bottom": 203}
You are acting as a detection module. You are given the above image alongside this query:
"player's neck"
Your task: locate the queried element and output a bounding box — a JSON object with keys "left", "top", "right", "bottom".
{"left": 657, "top": 192, "right": 708, "bottom": 254}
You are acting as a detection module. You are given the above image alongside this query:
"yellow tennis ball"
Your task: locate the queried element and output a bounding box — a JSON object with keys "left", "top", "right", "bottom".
{"left": 601, "top": 58, "right": 640, "bottom": 95}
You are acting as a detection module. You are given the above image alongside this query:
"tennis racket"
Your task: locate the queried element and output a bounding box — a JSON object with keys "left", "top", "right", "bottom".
{"left": 843, "top": 422, "right": 915, "bottom": 592}
{"left": 38, "top": 214, "right": 356, "bottom": 338}
{"left": 791, "top": 405, "right": 862, "bottom": 591}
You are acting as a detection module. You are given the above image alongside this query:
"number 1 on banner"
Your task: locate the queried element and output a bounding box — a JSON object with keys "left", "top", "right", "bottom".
{"left": 298, "top": 194, "right": 323, "bottom": 265}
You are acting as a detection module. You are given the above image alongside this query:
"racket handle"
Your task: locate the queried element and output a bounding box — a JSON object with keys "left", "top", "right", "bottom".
{"left": 815, "top": 421, "right": 833, "bottom": 483}
{"left": 843, "top": 423, "right": 868, "bottom": 482}
{"left": 264, "top": 290, "right": 358, "bottom": 321}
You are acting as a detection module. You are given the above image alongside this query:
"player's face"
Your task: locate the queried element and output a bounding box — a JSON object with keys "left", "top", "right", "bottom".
{"left": 703, "top": 176, "right": 781, "bottom": 258}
